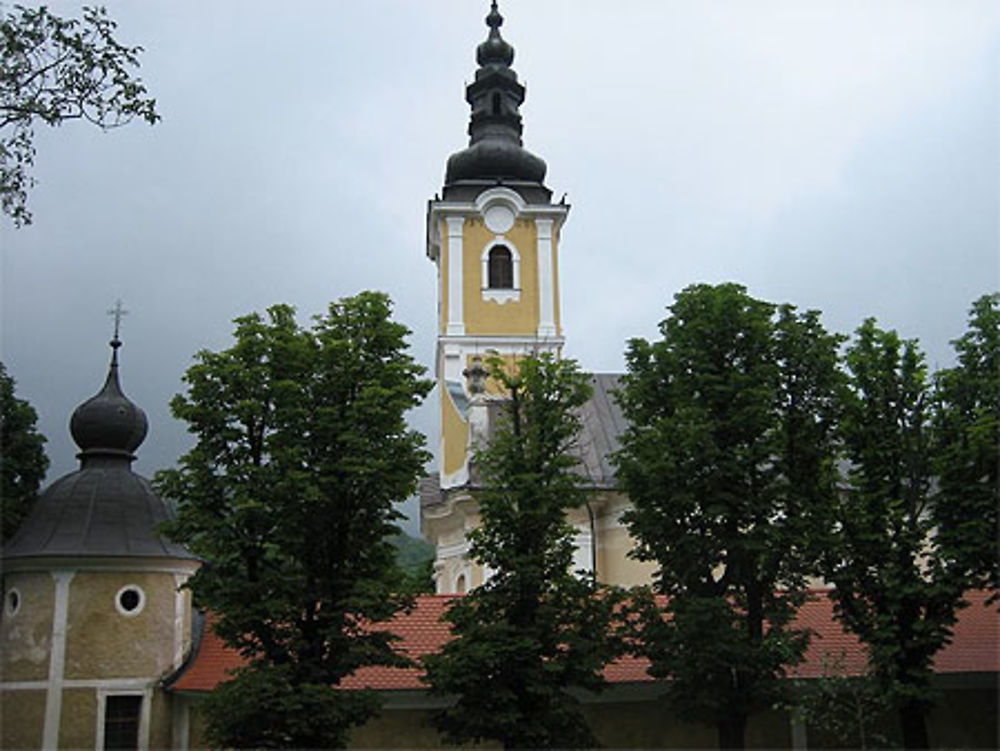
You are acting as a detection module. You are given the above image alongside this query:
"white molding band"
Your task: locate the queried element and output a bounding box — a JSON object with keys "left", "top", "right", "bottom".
{"left": 2, "top": 677, "right": 160, "bottom": 691}
{"left": 572, "top": 527, "right": 595, "bottom": 575}
{"left": 436, "top": 335, "right": 565, "bottom": 353}
{"left": 2, "top": 558, "right": 199, "bottom": 576}
{"left": 173, "top": 573, "right": 190, "bottom": 670}
{"left": 173, "top": 695, "right": 191, "bottom": 751}
{"left": 445, "top": 216, "right": 465, "bottom": 336}
{"left": 536, "top": 218, "right": 556, "bottom": 337}
{"left": 43, "top": 570, "right": 75, "bottom": 750}
{"left": 436, "top": 539, "right": 471, "bottom": 561}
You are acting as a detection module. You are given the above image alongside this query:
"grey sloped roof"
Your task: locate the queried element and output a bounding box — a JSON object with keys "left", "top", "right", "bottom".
{"left": 573, "top": 373, "right": 627, "bottom": 488}
{"left": 485, "top": 372, "right": 626, "bottom": 488}
{"left": 3, "top": 464, "right": 196, "bottom": 561}
{"left": 421, "top": 373, "right": 628, "bottom": 508}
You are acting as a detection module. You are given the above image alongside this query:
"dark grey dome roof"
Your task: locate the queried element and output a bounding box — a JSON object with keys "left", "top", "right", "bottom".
{"left": 3, "top": 465, "right": 195, "bottom": 560}
{"left": 3, "top": 333, "right": 194, "bottom": 563}
{"left": 443, "top": 1, "right": 549, "bottom": 197}
{"left": 70, "top": 339, "right": 147, "bottom": 459}
{"left": 446, "top": 139, "right": 546, "bottom": 185}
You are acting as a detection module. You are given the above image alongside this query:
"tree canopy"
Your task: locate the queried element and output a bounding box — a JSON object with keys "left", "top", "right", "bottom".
{"left": 156, "top": 292, "right": 431, "bottom": 749}
{"left": 820, "top": 309, "right": 997, "bottom": 749}
{"left": 933, "top": 293, "right": 999, "bottom": 598}
{"left": 423, "top": 354, "right": 622, "bottom": 749}
{"left": 614, "top": 283, "right": 844, "bottom": 749}
{"left": 1, "top": 4, "right": 158, "bottom": 225}
{"left": 0, "top": 361, "right": 49, "bottom": 541}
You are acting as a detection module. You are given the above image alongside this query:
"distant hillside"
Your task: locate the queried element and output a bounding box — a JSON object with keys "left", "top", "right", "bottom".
{"left": 391, "top": 532, "right": 434, "bottom": 574}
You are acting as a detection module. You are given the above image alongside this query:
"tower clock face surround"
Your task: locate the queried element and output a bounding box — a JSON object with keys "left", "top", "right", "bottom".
{"left": 484, "top": 204, "right": 515, "bottom": 234}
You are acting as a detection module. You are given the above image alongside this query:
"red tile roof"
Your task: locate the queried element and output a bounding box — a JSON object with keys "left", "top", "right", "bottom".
{"left": 168, "top": 589, "right": 998, "bottom": 693}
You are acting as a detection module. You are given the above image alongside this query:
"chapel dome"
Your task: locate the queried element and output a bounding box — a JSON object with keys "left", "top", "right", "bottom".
{"left": 3, "top": 331, "right": 194, "bottom": 562}
{"left": 70, "top": 338, "right": 148, "bottom": 459}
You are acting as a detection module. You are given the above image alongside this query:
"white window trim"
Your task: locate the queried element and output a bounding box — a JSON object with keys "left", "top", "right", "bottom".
{"left": 454, "top": 567, "right": 471, "bottom": 595}
{"left": 481, "top": 237, "right": 521, "bottom": 304}
{"left": 114, "top": 584, "right": 146, "bottom": 617}
{"left": 95, "top": 688, "right": 152, "bottom": 751}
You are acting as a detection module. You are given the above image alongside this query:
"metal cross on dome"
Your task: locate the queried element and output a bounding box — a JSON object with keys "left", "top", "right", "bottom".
{"left": 107, "top": 298, "right": 128, "bottom": 344}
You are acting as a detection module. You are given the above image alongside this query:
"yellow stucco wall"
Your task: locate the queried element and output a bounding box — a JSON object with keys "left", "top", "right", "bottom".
{"left": 0, "top": 688, "right": 45, "bottom": 749}
{"left": 1, "top": 572, "right": 54, "bottom": 682}
{"left": 349, "top": 707, "right": 492, "bottom": 749}
{"left": 442, "top": 385, "right": 469, "bottom": 477}
{"left": 597, "top": 526, "right": 658, "bottom": 587}
{"left": 463, "top": 218, "right": 539, "bottom": 336}
{"left": 185, "top": 697, "right": 210, "bottom": 750}
{"left": 427, "top": 492, "right": 659, "bottom": 593}
{"left": 58, "top": 687, "right": 97, "bottom": 748}
{"left": 64, "top": 571, "right": 178, "bottom": 680}
{"left": 149, "top": 690, "right": 174, "bottom": 749}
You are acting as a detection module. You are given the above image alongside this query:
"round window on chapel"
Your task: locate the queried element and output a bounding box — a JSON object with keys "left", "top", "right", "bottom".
{"left": 5, "top": 588, "right": 21, "bottom": 616}
{"left": 115, "top": 585, "right": 145, "bottom": 617}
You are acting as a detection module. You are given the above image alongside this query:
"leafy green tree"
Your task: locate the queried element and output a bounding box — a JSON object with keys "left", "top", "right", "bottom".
{"left": 423, "top": 355, "right": 622, "bottom": 749}
{"left": 791, "top": 657, "right": 891, "bottom": 750}
{"left": 156, "top": 292, "right": 432, "bottom": 749}
{"left": 1, "top": 4, "right": 159, "bottom": 225}
{"left": 821, "top": 316, "right": 994, "bottom": 750}
{"left": 1, "top": 361, "right": 49, "bottom": 541}
{"left": 614, "top": 283, "right": 843, "bottom": 750}
{"left": 933, "top": 293, "right": 999, "bottom": 597}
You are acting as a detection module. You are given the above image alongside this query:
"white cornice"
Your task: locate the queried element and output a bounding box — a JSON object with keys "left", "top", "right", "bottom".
{"left": 437, "top": 334, "right": 565, "bottom": 351}
{"left": 2, "top": 557, "right": 200, "bottom": 575}
{"left": 430, "top": 200, "right": 570, "bottom": 220}
{"left": 427, "top": 197, "right": 569, "bottom": 261}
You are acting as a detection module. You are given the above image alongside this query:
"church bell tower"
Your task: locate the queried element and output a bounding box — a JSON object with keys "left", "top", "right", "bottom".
{"left": 426, "top": 1, "right": 569, "bottom": 491}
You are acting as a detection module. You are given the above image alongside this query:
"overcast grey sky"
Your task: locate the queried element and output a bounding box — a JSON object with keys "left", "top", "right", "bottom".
{"left": 2, "top": 1, "right": 998, "bottom": 535}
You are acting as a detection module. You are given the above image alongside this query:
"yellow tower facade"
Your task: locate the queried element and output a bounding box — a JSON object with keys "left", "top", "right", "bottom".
{"left": 422, "top": 2, "right": 572, "bottom": 592}
{"left": 428, "top": 188, "right": 568, "bottom": 488}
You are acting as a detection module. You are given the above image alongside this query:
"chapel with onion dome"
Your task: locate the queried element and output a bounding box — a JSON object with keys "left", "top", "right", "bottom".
{"left": 0, "top": 326, "right": 198, "bottom": 750}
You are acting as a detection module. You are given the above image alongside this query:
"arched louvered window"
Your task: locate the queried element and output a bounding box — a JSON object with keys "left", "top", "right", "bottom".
{"left": 488, "top": 245, "right": 514, "bottom": 289}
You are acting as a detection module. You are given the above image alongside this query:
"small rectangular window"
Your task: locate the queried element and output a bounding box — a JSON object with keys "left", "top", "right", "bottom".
{"left": 104, "top": 694, "right": 142, "bottom": 750}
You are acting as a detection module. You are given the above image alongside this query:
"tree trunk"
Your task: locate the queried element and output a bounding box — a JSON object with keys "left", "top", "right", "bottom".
{"left": 900, "top": 699, "right": 929, "bottom": 750}
{"left": 718, "top": 714, "right": 747, "bottom": 750}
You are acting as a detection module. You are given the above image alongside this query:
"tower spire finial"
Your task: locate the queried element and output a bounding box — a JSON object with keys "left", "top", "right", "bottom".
{"left": 443, "top": 0, "right": 548, "bottom": 194}
{"left": 487, "top": 1, "right": 502, "bottom": 33}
